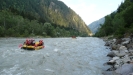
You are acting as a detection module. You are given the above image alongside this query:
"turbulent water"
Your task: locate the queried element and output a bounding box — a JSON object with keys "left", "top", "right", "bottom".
{"left": 0, "top": 37, "right": 110, "bottom": 75}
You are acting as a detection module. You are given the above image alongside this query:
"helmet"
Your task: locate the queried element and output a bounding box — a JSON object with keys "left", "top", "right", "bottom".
{"left": 26, "top": 39, "right": 28, "bottom": 42}
{"left": 39, "top": 40, "right": 43, "bottom": 42}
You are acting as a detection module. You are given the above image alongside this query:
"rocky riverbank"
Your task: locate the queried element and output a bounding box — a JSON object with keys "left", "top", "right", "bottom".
{"left": 103, "top": 34, "right": 133, "bottom": 75}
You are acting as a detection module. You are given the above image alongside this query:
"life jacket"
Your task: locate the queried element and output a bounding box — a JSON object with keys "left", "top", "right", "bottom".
{"left": 35, "top": 42, "right": 39, "bottom": 46}
{"left": 25, "top": 39, "right": 35, "bottom": 45}
{"left": 40, "top": 40, "right": 44, "bottom": 45}
{"left": 34, "top": 40, "right": 44, "bottom": 46}
{"left": 39, "top": 41, "right": 43, "bottom": 46}
{"left": 25, "top": 40, "right": 29, "bottom": 45}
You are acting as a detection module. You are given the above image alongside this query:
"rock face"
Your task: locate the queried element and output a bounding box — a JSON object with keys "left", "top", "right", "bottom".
{"left": 103, "top": 34, "right": 133, "bottom": 75}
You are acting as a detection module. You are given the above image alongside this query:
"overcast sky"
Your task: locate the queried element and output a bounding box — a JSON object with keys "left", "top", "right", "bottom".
{"left": 59, "top": 0, "right": 124, "bottom": 25}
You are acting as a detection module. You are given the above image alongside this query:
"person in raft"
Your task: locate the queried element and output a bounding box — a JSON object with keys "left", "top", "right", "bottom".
{"left": 24, "top": 39, "right": 35, "bottom": 46}
{"left": 35, "top": 40, "right": 44, "bottom": 46}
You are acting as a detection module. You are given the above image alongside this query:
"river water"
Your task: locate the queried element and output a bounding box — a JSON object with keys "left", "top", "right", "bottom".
{"left": 0, "top": 37, "right": 109, "bottom": 75}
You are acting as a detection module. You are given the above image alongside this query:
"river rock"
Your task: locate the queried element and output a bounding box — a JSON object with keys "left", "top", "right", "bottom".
{"left": 119, "top": 46, "right": 127, "bottom": 50}
{"left": 115, "top": 63, "right": 133, "bottom": 75}
{"left": 104, "top": 34, "right": 133, "bottom": 73}
{"left": 107, "top": 57, "right": 119, "bottom": 65}
{"left": 114, "top": 59, "right": 123, "bottom": 69}
{"left": 122, "top": 38, "right": 130, "bottom": 45}
{"left": 127, "top": 42, "right": 133, "bottom": 50}
{"left": 111, "top": 44, "right": 118, "bottom": 50}
{"left": 129, "top": 50, "right": 133, "bottom": 56}
{"left": 107, "top": 51, "right": 116, "bottom": 57}
{"left": 115, "top": 39, "right": 122, "bottom": 45}
{"left": 121, "top": 55, "right": 131, "bottom": 63}
{"left": 113, "top": 39, "right": 116, "bottom": 43}
{"left": 102, "top": 71, "right": 120, "bottom": 75}
{"left": 115, "top": 51, "right": 126, "bottom": 57}
{"left": 105, "top": 41, "right": 111, "bottom": 46}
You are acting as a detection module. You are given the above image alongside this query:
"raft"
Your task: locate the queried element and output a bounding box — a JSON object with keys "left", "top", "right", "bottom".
{"left": 72, "top": 36, "right": 76, "bottom": 39}
{"left": 21, "top": 44, "right": 44, "bottom": 50}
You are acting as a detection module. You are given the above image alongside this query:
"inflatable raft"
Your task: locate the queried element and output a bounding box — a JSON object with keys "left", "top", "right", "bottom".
{"left": 20, "top": 39, "right": 44, "bottom": 50}
{"left": 21, "top": 44, "right": 44, "bottom": 50}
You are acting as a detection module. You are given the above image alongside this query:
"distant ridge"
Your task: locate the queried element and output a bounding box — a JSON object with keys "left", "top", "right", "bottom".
{"left": 88, "top": 18, "right": 105, "bottom": 34}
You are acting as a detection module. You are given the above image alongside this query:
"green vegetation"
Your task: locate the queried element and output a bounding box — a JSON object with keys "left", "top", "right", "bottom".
{"left": 0, "top": 9, "right": 88, "bottom": 37}
{"left": 95, "top": 0, "right": 133, "bottom": 38}
{"left": 0, "top": 0, "right": 92, "bottom": 37}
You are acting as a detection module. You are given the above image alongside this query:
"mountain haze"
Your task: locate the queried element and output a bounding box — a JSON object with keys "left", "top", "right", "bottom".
{"left": 88, "top": 18, "right": 105, "bottom": 34}
{"left": 0, "top": 0, "right": 92, "bottom": 36}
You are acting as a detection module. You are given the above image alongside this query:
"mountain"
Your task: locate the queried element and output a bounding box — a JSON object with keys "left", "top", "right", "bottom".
{"left": 0, "top": 0, "right": 92, "bottom": 37}
{"left": 95, "top": 0, "right": 133, "bottom": 38}
{"left": 88, "top": 17, "right": 105, "bottom": 34}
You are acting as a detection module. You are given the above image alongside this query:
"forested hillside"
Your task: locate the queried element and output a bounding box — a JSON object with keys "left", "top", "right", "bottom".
{"left": 0, "top": 0, "right": 92, "bottom": 37}
{"left": 95, "top": 0, "right": 133, "bottom": 38}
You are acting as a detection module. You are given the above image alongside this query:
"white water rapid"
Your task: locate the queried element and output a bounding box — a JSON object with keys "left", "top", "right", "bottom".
{"left": 0, "top": 37, "right": 109, "bottom": 75}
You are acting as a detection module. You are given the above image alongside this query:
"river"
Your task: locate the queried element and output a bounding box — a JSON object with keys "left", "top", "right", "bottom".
{"left": 0, "top": 37, "right": 109, "bottom": 75}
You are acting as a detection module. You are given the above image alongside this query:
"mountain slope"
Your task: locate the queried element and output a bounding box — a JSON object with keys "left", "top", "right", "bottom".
{"left": 88, "top": 18, "right": 105, "bottom": 34}
{"left": 0, "top": 0, "right": 92, "bottom": 36}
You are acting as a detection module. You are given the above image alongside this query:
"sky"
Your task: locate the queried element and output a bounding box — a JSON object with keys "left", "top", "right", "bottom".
{"left": 59, "top": 0, "right": 124, "bottom": 25}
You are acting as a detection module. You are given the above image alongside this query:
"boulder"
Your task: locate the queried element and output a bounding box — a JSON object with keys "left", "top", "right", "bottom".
{"left": 102, "top": 71, "right": 120, "bottom": 75}
{"left": 113, "top": 39, "right": 117, "bottom": 43}
{"left": 130, "top": 34, "right": 133, "bottom": 42}
{"left": 105, "top": 41, "right": 111, "bottom": 46}
{"left": 127, "top": 42, "right": 133, "bottom": 50}
{"left": 107, "top": 57, "right": 119, "bottom": 65}
{"left": 121, "top": 55, "right": 131, "bottom": 63}
{"left": 114, "top": 59, "right": 123, "bottom": 68}
{"left": 115, "top": 63, "right": 133, "bottom": 75}
{"left": 122, "top": 38, "right": 130, "bottom": 45}
{"left": 107, "top": 51, "right": 116, "bottom": 57}
{"left": 111, "top": 44, "right": 118, "bottom": 50}
{"left": 115, "top": 51, "right": 126, "bottom": 57}
{"left": 115, "top": 39, "right": 122, "bottom": 45}
{"left": 119, "top": 46, "right": 127, "bottom": 51}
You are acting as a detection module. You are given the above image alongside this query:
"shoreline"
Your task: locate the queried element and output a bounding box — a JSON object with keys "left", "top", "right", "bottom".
{"left": 102, "top": 35, "right": 133, "bottom": 75}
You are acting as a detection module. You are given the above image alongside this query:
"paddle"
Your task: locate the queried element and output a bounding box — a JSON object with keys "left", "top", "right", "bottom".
{"left": 19, "top": 44, "right": 23, "bottom": 47}
{"left": 42, "top": 46, "right": 45, "bottom": 48}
